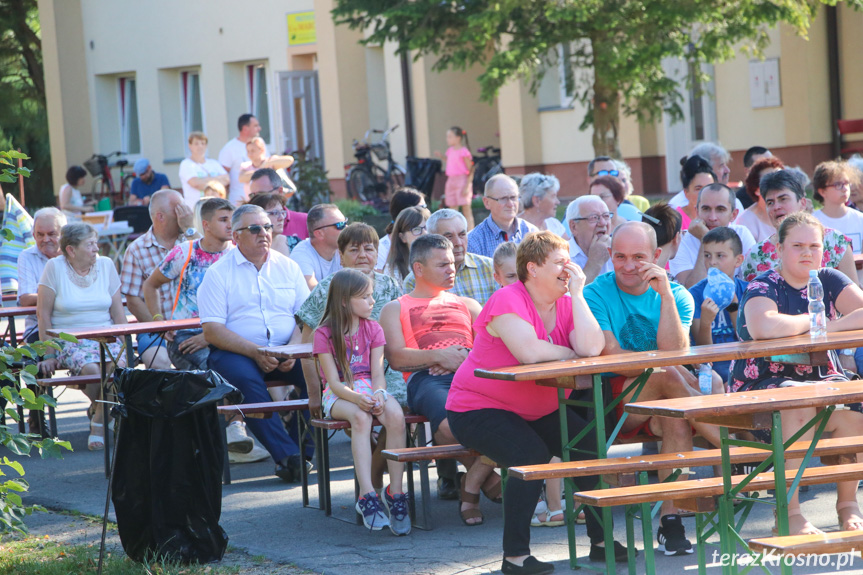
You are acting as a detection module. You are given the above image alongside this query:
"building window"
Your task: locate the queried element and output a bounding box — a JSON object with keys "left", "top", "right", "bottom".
{"left": 246, "top": 64, "right": 271, "bottom": 143}
{"left": 537, "top": 44, "right": 576, "bottom": 110}
{"left": 118, "top": 77, "right": 140, "bottom": 154}
{"left": 181, "top": 70, "right": 204, "bottom": 147}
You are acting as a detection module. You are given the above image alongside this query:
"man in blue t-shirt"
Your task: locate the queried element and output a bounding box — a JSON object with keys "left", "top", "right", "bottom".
{"left": 130, "top": 158, "right": 171, "bottom": 206}
{"left": 584, "top": 221, "right": 720, "bottom": 557}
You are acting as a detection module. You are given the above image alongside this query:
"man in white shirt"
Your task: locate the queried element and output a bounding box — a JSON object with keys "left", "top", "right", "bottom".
{"left": 564, "top": 195, "right": 614, "bottom": 284}
{"left": 218, "top": 114, "right": 265, "bottom": 205}
{"left": 198, "top": 204, "right": 311, "bottom": 482}
{"left": 669, "top": 183, "right": 756, "bottom": 287}
{"left": 17, "top": 208, "right": 66, "bottom": 342}
{"left": 290, "top": 203, "right": 346, "bottom": 290}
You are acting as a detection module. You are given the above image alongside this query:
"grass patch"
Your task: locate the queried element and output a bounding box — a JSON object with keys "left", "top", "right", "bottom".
{"left": 0, "top": 537, "right": 239, "bottom": 575}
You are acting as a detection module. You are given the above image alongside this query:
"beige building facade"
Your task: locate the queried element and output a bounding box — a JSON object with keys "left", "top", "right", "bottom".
{"left": 38, "top": 1, "right": 861, "bottom": 201}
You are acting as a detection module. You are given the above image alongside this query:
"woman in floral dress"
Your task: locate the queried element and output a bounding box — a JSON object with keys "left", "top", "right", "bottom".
{"left": 732, "top": 211, "right": 863, "bottom": 536}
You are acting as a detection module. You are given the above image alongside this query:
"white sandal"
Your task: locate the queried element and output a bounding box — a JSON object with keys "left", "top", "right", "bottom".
{"left": 88, "top": 422, "right": 105, "bottom": 451}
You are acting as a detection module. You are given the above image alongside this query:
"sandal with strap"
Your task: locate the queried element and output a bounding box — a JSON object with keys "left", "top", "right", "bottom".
{"left": 459, "top": 474, "right": 484, "bottom": 526}
{"left": 531, "top": 507, "right": 565, "bottom": 527}
{"left": 481, "top": 471, "right": 503, "bottom": 504}
{"left": 837, "top": 501, "right": 863, "bottom": 531}
{"left": 88, "top": 422, "right": 105, "bottom": 451}
{"left": 772, "top": 509, "right": 823, "bottom": 536}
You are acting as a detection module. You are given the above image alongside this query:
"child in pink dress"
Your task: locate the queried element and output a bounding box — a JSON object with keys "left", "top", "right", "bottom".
{"left": 437, "top": 126, "right": 475, "bottom": 230}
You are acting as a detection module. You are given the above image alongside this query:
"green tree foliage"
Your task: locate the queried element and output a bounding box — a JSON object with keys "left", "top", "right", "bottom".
{"left": 332, "top": 0, "right": 862, "bottom": 157}
{"left": 0, "top": 0, "right": 53, "bottom": 208}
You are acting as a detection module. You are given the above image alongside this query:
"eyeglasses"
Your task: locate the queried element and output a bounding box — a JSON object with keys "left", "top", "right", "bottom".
{"left": 252, "top": 186, "right": 283, "bottom": 196}
{"left": 486, "top": 195, "right": 520, "bottom": 204}
{"left": 266, "top": 208, "right": 287, "bottom": 219}
{"left": 826, "top": 181, "right": 851, "bottom": 190}
{"left": 573, "top": 212, "right": 613, "bottom": 224}
{"left": 235, "top": 223, "right": 273, "bottom": 235}
{"left": 593, "top": 169, "right": 620, "bottom": 177}
{"left": 314, "top": 219, "right": 349, "bottom": 232}
{"left": 410, "top": 225, "right": 427, "bottom": 236}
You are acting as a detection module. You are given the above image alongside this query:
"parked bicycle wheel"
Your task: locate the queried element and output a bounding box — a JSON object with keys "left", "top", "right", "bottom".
{"left": 91, "top": 175, "right": 112, "bottom": 204}
{"left": 347, "top": 166, "right": 377, "bottom": 202}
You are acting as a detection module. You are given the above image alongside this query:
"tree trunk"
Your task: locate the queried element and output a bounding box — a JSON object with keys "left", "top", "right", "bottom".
{"left": 591, "top": 73, "right": 621, "bottom": 158}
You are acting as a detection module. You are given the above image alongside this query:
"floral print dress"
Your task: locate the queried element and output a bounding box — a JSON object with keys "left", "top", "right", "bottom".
{"left": 740, "top": 229, "right": 851, "bottom": 282}
{"left": 731, "top": 268, "right": 855, "bottom": 393}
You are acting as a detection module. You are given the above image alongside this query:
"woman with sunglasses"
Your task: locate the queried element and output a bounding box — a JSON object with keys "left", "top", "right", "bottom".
{"left": 384, "top": 206, "right": 431, "bottom": 284}
{"left": 813, "top": 160, "right": 863, "bottom": 256}
{"left": 247, "top": 193, "right": 299, "bottom": 257}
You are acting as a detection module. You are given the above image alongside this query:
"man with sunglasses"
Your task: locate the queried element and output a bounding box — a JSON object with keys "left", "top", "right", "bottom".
{"left": 565, "top": 196, "right": 614, "bottom": 284}
{"left": 248, "top": 168, "right": 308, "bottom": 240}
{"left": 467, "top": 174, "right": 538, "bottom": 259}
{"left": 290, "top": 203, "right": 346, "bottom": 290}
{"left": 198, "top": 204, "right": 311, "bottom": 482}
{"left": 587, "top": 156, "right": 621, "bottom": 185}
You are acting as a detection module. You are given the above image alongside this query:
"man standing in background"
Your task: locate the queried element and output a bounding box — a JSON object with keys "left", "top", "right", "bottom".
{"left": 219, "top": 114, "right": 265, "bottom": 205}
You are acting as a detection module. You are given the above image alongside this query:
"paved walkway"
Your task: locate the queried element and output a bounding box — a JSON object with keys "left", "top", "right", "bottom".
{"left": 11, "top": 387, "right": 863, "bottom": 574}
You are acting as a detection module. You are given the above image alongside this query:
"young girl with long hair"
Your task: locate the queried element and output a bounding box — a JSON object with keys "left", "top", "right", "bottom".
{"left": 314, "top": 269, "right": 410, "bottom": 535}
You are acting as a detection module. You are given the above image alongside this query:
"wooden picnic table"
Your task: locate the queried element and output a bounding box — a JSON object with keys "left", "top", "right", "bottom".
{"left": 626, "top": 379, "right": 863, "bottom": 575}
{"left": 474, "top": 329, "right": 863, "bottom": 573}
{"left": 0, "top": 305, "right": 36, "bottom": 347}
{"left": 46, "top": 317, "right": 201, "bottom": 476}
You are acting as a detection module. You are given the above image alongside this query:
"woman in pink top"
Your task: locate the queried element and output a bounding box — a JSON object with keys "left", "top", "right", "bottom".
{"left": 436, "top": 126, "right": 475, "bottom": 230}
{"left": 446, "top": 231, "right": 625, "bottom": 573}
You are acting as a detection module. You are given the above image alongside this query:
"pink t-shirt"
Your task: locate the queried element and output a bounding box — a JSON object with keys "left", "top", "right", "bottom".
{"left": 283, "top": 210, "right": 309, "bottom": 240}
{"left": 446, "top": 281, "right": 575, "bottom": 421}
{"left": 676, "top": 206, "right": 692, "bottom": 231}
{"left": 313, "top": 319, "right": 386, "bottom": 384}
{"left": 445, "top": 146, "right": 472, "bottom": 176}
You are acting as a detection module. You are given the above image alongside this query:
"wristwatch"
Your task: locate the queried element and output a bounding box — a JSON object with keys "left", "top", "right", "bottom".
{"left": 184, "top": 227, "right": 197, "bottom": 238}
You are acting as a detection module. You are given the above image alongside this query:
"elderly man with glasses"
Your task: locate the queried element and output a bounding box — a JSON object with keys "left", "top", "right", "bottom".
{"left": 467, "top": 174, "right": 538, "bottom": 259}
{"left": 290, "top": 203, "right": 347, "bottom": 290}
{"left": 565, "top": 195, "right": 615, "bottom": 284}
{"left": 198, "top": 204, "right": 311, "bottom": 482}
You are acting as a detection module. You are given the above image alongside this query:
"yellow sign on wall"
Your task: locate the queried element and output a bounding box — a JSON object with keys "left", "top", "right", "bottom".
{"left": 287, "top": 12, "right": 316, "bottom": 46}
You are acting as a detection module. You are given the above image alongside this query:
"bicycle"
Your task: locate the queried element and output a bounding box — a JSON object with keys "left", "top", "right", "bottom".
{"left": 472, "top": 145, "right": 504, "bottom": 194}
{"left": 83, "top": 151, "right": 135, "bottom": 208}
{"left": 345, "top": 125, "right": 405, "bottom": 206}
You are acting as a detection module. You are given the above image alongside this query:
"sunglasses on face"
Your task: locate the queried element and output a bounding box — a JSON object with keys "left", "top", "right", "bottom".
{"left": 314, "top": 219, "right": 349, "bottom": 232}
{"left": 594, "top": 169, "right": 620, "bottom": 177}
{"left": 235, "top": 223, "right": 274, "bottom": 235}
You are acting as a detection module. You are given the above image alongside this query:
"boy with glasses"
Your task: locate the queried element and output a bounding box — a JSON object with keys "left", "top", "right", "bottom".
{"left": 291, "top": 203, "right": 347, "bottom": 289}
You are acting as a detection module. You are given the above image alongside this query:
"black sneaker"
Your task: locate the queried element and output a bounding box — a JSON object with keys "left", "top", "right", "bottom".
{"left": 501, "top": 556, "right": 554, "bottom": 575}
{"left": 656, "top": 514, "right": 693, "bottom": 556}
{"left": 589, "top": 541, "right": 633, "bottom": 563}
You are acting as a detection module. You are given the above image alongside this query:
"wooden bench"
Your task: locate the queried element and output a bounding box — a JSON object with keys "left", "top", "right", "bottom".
{"left": 311, "top": 414, "right": 430, "bottom": 527}
{"left": 217, "top": 399, "right": 314, "bottom": 500}
{"left": 749, "top": 530, "right": 863, "bottom": 557}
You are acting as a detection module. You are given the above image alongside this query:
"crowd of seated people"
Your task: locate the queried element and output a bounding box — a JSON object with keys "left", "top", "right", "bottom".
{"left": 29, "top": 135, "right": 863, "bottom": 573}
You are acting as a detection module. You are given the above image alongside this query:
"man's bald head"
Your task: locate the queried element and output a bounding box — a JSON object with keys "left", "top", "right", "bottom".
{"left": 611, "top": 221, "right": 657, "bottom": 253}
{"left": 149, "top": 189, "right": 182, "bottom": 217}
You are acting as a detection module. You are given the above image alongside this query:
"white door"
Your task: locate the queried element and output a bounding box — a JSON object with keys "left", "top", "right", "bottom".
{"left": 662, "top": 59, "right": 718, "bottom": 193}
{"left": 276, "top": 71, "right": 324, "bottom": 166}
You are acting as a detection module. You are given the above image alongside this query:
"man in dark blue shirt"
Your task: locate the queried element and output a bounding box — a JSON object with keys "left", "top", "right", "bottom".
{"left": 130, "top": 158, "right": 170, "bottom": 206}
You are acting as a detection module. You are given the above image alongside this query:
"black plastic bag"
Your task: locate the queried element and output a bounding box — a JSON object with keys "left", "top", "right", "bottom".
{"left": 405, "top": 157, "right": 442, "bottom": 197}
{"left": 110, "top": 368, "right": 242, "bottom": 564}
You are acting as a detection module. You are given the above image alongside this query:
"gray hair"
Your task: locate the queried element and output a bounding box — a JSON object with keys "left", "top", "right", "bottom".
{"left": 231, "top": 203, "right": 266, "bottom": 229}
{"left": 785, "top": 166, "right": 811, "bottom": 192}
{"left": 519, "top": 173, "right": 560, "bottom": 210}
{"left": 484, "top": 173, "right": 516, "bottom": 196}
{"left": 848, "top": 155, "right": 863, "bottom": 178}
{"left": 33, "top": 207, "right": 67, "bottom": 228}
{"left": 689, "top": 142, "right": 731, "bottom": 166}
{"left": 564, "top": 195, "right": 607, "bottom": 228}
{"left": 427, "top": 208, "right": 467, "bottom": 234}
{"left": 59, "top": 222, "right": 97, "bottom": 255}
{"left": 409, "top": 233, "right": 453, "bottom": 268}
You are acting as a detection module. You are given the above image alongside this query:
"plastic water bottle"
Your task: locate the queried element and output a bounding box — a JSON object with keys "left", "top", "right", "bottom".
{"left": 808, "top": 269, "right": 827, "bottom": 338}
{"left": 698, "top": 364, "right": 712, "bottom": 395}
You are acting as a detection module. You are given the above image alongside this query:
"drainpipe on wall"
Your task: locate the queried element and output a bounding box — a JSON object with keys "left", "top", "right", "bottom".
{"left": 400, "top": 51, "right": 416, "bottom": 158}
{"left": 826, "top": 6, "right": 842, "bottom": 158}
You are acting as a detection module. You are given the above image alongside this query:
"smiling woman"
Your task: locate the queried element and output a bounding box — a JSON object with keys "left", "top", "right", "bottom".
{"left": 445, "top": 231, "right": 621, "bottom": 573}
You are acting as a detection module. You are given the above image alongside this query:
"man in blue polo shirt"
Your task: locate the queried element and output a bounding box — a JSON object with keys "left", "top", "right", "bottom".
{"left": 130, "top": 158, "right": 171, "bottom": 206}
